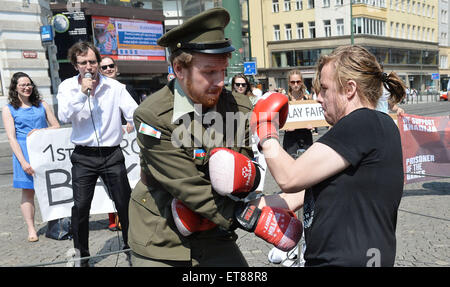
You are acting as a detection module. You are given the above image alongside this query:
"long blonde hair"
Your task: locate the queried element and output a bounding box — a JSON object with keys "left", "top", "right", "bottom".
{"left": 314, "top": 45, "right": 405, "bottom": 107}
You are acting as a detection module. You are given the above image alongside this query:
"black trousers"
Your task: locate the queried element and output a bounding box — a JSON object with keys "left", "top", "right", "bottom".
{"left": 70, "top": 145, "right": 131, "bottom": 258}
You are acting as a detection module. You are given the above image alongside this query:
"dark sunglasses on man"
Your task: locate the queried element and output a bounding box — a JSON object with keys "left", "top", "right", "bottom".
{"left": 101, "top": 64, "right": 115, "bottom": 71}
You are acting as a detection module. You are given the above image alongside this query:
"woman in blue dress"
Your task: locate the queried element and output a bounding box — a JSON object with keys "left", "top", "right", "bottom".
{"left": 2, "top": 72, "right": 60, "bottom": 242}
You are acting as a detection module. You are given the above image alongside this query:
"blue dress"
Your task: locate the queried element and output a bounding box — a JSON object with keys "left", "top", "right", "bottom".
{"left": 7, "top": 103, "right": 48, "bottom": 189}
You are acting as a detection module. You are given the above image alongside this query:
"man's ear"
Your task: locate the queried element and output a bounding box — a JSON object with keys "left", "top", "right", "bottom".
{"left": 173, "top": 62, "right": 185, "bottom": 80}
{"left": 346, "top": 80, "right": 357, "bottom": 100}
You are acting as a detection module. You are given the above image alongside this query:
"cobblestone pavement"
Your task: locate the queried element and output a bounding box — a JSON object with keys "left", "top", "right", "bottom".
{"left": 0, "top": 125, "right": 448, "bottom": 267}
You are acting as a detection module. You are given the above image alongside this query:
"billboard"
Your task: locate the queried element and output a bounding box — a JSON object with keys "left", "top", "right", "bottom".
{"left": 92, "top": 16, "right": 165, "bottom": 61}
{"left": 52, "top": 11, "right": 89, "bottom": 60}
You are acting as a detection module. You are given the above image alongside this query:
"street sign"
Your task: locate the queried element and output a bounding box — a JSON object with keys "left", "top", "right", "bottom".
{"left": 243, "top": 61, "right": 257, "bottom": 75}
{"left": 431, "top": 73, "right": 439, "bottom": 80}
{"left": 40, "top": 25, "right": 53, "bottom": 42}
{"left": 23, "top": 51, "right": 38, "bottom": 59}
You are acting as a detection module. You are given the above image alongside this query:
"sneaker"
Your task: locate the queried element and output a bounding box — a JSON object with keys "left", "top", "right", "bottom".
{"left": 268, "top": 246, "right": 298, "bottom": 264}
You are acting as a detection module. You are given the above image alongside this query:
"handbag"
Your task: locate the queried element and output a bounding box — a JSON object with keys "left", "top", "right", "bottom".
{"left": 45, "top": 217, "right": 72, "bottom": 240}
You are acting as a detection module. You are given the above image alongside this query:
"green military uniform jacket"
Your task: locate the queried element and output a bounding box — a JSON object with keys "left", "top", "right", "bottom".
{"left": 128, "top": 79, "right": 254, "bottom": 261}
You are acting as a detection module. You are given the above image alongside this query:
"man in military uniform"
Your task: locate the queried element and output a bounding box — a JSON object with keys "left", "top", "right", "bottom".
{"left": 127, "top": 8, "right": 254, "bottom": 267}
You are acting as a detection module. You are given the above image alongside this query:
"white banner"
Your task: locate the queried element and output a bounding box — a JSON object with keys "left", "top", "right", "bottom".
{"left": 27, "top": 128, "right": 140, "bottom": 222}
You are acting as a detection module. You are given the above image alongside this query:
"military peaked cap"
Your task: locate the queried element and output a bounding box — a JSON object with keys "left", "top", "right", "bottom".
{"left": 157, "top": 7, "right": 235, "bottom": 54}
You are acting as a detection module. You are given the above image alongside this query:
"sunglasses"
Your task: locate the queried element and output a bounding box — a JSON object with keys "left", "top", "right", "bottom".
{"left": 101, "top": 64, "right": 115, "bottom": 71}
{"left": 290, "top": 80, "right": 302, "bottom": 85}
{"left": 234, "top": 83, "right": 247, "bottom": 87}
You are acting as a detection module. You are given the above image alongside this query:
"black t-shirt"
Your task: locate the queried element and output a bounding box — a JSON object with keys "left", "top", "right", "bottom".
{"left": 303, "top": 108, "right": 404, "bottom": 267}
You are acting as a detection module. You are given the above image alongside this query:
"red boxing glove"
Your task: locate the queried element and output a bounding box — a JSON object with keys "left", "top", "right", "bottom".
{"left": 250, "top": 92, "right": 289, "bottom": 148}
{"left": 209, "top": 148, "right": 261, "bottom": 197}
{"left": 171, "top": 199, "right": 216, "bottom": 236}
{"left": 235, "top": 204, "right": 302, "bottom": 252}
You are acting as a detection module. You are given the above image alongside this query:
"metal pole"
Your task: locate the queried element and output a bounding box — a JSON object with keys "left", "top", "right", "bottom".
{"left": 223, "top": 0, "right": 244, "bottom": 83}
{"left": 247, "top": 0, "right": 252, "bottom": 60}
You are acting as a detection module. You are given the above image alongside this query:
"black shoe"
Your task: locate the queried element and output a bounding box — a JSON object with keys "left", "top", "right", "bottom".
{"left": 123, "top": 246, "right": 132, "bottom": 267}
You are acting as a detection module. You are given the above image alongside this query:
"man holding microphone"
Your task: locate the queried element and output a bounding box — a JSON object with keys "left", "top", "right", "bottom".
{"left": 57, "top": 41, "right": 137, "bottom": 267}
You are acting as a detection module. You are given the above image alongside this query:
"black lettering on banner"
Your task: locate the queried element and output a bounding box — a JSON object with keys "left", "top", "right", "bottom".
{"left": 43, "top": 144, "right": 74, "bottom": 162}
{"left": 131, "top": 138, "right": 139, "bottom": 155}
{"left": 46, "top": 169, "right": 73, "bottom": 206}
{"left": 57, "top": 148, "right": 67, "bottom": 161}
{"left": 43, "top": 144, "right": 55, "bottom": 162}
{"left": 121, "top": 138, "right": 130, "bottom": 155}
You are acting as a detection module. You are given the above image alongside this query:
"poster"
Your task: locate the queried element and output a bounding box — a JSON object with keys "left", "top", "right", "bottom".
{"left": 92, "top": 16, "right": 165, "bottom": 61}
{"left": 398, "top": 114, "right": 450, "bottom": 184}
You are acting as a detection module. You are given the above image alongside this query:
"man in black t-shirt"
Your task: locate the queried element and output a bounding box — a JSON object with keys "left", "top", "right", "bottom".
{"left": 249, "top": 45, "right": 406, "bottom": 266}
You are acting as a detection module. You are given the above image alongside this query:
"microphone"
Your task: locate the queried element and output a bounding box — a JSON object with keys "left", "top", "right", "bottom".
{"left": 85, "top": 72, "right": 92, "bottom": 97}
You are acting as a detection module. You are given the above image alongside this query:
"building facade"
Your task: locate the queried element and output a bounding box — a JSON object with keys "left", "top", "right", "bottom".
{"left": 0, "top": 0, "right": 54, "bottom": 106}
{"left": 249, "top": 0, "right": 440, "bottom": 93}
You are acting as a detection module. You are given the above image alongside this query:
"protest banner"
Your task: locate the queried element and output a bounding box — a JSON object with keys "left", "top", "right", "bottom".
{"left": 27, "top": 128, "right": 140, "bottom": 222}
{"left": 397, "top": 114, "right": 450, "bottom": 184}
{"left": 282, "top": 100, "right": 330, "bottom": 130}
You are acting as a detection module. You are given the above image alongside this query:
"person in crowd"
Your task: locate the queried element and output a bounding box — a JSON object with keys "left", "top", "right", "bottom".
{"left": 231, "top": 74, "right": 256, "bottom": 105}
{"left": 283, "top": 69, "right": 314, "bottom": 158}
{"left": 251, "top": 84, "right": 263, "bottom": 100}
{"left": 377, "top": 86, "right": 405, "bottom": 115}
{"left": 2, "top": 72, "right": 60, "bottom": 242}
{"left": 57, "top": 41, "right": 138, "bottom": 267}
{"left": 99, "top": 56, "right": 137, "bottom": 231}
{"left": 250, "top": 45, "right": 406, "bottom": 266}
{"left": 128, "top": 8, "right": 302, "bottom": 267}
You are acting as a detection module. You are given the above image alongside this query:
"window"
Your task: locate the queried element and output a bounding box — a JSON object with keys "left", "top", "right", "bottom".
{"left": 323, "top": 0, "right": 330, "bottom": 7}
{"left": 285, "top": 24, "right": 292, "bottom": 40}
{"left": 309, "top": 21, "right": 316, "bottom": 38}
{"left": 324, "top": 20, "right": 331, "bottom": 37}
{"left": 335, "top": 0, "right": 343, "bottom": 5}
{"left": 284, "top": 0, "right": 291, "bottom": 11}
{"left": 353, "top": 17, "right": 385, "bottom": 36}
{"left": 440, "top": 55, "right": 448, "bottom": 69}
{"left": 336, "top": 19, "right": 344, "bottom": 36}
{"left": 297, "top": 22, "right": 304, "bottom": 39}
{"left": 308, "top": 0, "right": 314, "bottom": 9}
{"left": 274, "top": 25, "right": 281, "bottom": 40}
{"left": 295, "top": 0, "right": 303, "bottom": 10}
{"left": 272, "top": 0, "right": 279, "bottom": 12}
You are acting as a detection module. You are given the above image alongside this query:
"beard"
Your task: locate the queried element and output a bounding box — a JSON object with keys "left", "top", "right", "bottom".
{"left": 186, "top": 74, "right": 222, "bottom": 109}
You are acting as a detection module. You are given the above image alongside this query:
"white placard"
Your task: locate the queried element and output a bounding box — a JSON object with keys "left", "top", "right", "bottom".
{"left": 27, "top": 128, "right": 140, "bottom": 222}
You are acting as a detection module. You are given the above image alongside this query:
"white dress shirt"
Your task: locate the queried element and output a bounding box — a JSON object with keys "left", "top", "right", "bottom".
{"left": 57, "top": 73, "right": 138, "bottom": 147}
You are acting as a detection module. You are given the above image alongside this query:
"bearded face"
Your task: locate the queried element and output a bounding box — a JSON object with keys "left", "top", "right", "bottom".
{"left": 178, "top": 53, "right": 229, "bottom": 109}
